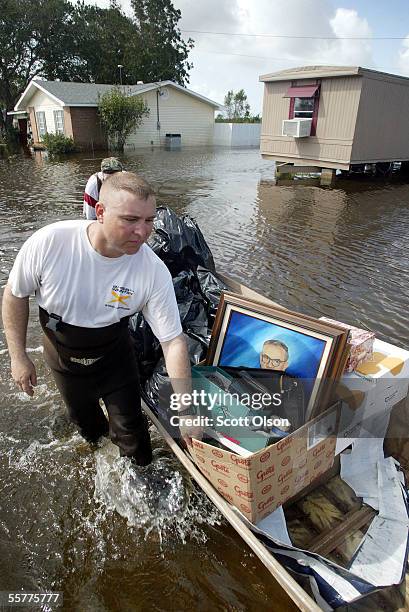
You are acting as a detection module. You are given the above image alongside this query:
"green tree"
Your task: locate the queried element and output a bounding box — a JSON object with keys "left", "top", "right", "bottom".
{"left": 223, "top": 89, "right": 251, "bottom": 120}
{"left": 224, "top": 90, "right": 234, "bottom": 120}
{"left": 0, "top": 0, "right": 79, "bottom": 134}
{"left": 0, "top": 0, "right": 194, "bottom": 139}
{"left": 233, "top": 89, "right": 250, "bottom": 119}
{"left": 131, "top": 0, "right": 193, "bottom": 85}
{"left": 72, "top": 1, "right": 139, "bottom": 85}
{"left": 98, "top": 86, "right": 150, "bottom": 151}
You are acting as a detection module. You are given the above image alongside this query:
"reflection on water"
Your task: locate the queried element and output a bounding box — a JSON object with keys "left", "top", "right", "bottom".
{"left": 1, "top": 146, "right": 409, "bottom": 610}
{"left": 254, "top": 177, "right": 409, "bottom": 344}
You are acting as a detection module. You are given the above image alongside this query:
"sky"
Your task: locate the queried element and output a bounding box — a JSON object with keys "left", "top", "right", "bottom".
{"left": 91, "top": 0, "right": 409, "bottom": 114}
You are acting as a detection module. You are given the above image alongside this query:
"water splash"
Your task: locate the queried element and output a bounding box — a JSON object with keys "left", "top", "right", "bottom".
{"left": 94, "top": 439, "right": 222, "bottom": 544}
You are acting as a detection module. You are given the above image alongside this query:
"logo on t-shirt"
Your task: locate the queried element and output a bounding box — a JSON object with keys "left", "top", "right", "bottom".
{"left": 105, "top": 284, "right": 134, "bottom": 311}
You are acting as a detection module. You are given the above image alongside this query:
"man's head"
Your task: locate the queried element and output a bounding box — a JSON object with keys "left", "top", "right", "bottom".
{"left": 260, "top": 340, "right": 289, "bottom": 371}
{"left": 100, "top": 157, "right": 123, "bottom": 175}
{"left": 95, "top": 172, "right": 156, "bottom": 256}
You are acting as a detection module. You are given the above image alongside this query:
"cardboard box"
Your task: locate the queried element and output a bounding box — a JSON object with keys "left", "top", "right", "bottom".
{"left": 190, "top": 403, "right": 339, "bottom": 523}
{"left": 335, "top": 338, "right": 409, "bottom": 454}
{"left": 320, "top": 316, "right": 375, "bottom": 372}
{"left": 192, "top": 365, "right": 285, "bottom": 454}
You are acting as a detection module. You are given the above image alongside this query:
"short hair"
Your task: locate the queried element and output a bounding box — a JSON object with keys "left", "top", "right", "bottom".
{"left": 262, "top": 340, "right": 289, "bottom": 360}
{"left": 99, "top": 172, "right": 155, "bottom": 204}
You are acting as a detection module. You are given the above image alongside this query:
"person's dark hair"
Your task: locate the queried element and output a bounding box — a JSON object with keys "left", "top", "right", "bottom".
{"left": 100, "top": 172, "right": 155, "bottom": 203}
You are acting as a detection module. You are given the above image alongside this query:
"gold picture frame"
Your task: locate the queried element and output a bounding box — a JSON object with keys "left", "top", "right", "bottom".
{"left": 206, "top": 292, "right": 350, "bottom": 420}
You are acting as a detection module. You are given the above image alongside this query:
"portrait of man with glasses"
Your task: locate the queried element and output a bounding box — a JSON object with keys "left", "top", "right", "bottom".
{"left": 260, "top": 340, "right": 289, "bottom": 372}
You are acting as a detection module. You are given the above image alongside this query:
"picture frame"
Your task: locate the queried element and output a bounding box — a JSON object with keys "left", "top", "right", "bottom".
{"left": 206, "top": 292, "right": 350, "bottom": 421}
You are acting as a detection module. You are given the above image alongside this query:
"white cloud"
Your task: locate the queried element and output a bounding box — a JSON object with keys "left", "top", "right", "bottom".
{"left": 173, "top": 0, "right": 241, "bottom": 32}
{"left": 89, "top": 0, "right": 376, "bottom": 113}
{"left": 325, "top": 8, "right": 372, "bottom": 65}
{"left": 174, "top": 1, "right": 374, "bottom": 113}
{"left": 398, "top": 35, "right": 409, "bottom": 76}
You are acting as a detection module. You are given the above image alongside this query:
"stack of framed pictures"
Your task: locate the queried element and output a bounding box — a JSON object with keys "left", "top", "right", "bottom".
{"left": 206, "top": 292, "right": 350, "bottom": 422}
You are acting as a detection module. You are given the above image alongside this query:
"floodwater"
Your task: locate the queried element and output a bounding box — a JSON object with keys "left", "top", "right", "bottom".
{"left": 1, "top": 146, "right": 409, "bottom": 611}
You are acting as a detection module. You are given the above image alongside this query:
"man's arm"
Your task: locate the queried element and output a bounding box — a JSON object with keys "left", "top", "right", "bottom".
{"left": 161, "top": 333, "right": 203, "bottom": 446}
{"left": 1, "top": 284, "right": 37, "bottom": 396}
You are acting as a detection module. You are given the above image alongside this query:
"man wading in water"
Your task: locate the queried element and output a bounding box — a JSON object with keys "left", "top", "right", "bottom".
{"left": 2, "top": 172, "right": 202, "bottom": 468}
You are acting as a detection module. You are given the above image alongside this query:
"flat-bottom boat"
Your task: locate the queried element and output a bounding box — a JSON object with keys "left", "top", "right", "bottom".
{"left": 142, "top": 274, "right": 409, "bottom": 612}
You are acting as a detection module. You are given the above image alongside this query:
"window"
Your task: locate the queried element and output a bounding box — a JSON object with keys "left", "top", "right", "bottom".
{"left": 36, "top": 112, "right": 47, "bottom": 139}
{"left": 53, "top": 110, "right": 65, "bottom": 134}
{"left": 284, "top": 84, "right": 320, "bottom": 136}
{"left": 293, "top": 97, "right": 315, "bottom": 118}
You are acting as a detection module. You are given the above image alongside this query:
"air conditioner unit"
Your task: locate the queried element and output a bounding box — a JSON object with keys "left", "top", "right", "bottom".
{"left": 282, "top": 118, "right": 312, "bottom": 138}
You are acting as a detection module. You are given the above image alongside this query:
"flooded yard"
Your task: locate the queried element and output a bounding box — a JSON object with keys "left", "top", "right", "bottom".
{"left": 1, "top": 146, "right": 409, "bottom": 611}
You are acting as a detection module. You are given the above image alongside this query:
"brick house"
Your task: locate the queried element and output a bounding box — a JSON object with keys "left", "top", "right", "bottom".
{"left": 12, "top": 79, "right": 221, "bottom": 150}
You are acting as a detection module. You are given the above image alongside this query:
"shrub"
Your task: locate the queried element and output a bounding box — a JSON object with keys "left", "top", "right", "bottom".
{"left": 98, "top": 87, "right": 150, "bottom": 152}
{"left": 42, "top": 132, "right": 76, "bottom": 155}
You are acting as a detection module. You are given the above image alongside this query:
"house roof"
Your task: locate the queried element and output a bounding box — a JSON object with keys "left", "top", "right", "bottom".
{"left": 14, "top": 79, "right": 222, "bottom": 111}
{"left": 259, "top": 65, "right": 409, "bottom": 83}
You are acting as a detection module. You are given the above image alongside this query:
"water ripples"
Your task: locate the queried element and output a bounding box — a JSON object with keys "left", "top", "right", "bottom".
{"left": 1, "top": 147, "right": 409, "bottom": 610}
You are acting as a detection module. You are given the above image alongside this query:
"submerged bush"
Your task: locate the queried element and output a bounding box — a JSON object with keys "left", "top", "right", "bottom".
{"left": 98, "top": 87, "right": 149, "bottom": 152}
{"left": 42, "top": 132, "right": 76, "bottom": 155}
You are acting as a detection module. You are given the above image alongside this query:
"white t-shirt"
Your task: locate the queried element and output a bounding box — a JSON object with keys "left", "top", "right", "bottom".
{"left": 8, "top": 220, "right": 182, "bottom": 342}
{"left": 83, "top": 171, "right": 102, "bottom": 220}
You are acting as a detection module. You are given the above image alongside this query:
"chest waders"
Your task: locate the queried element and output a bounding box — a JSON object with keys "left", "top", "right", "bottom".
{"left": 39, "top": 307, "right": 152, "bottom": 466}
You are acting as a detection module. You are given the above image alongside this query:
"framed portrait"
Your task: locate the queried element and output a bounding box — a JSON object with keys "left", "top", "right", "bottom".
{"left": 206, "top": 292, "right": 350, "bottom": 421}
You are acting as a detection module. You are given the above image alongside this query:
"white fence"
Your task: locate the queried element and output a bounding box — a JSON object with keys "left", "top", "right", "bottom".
{"left": 213, "top": 122, "right": 261, "bottom": 147}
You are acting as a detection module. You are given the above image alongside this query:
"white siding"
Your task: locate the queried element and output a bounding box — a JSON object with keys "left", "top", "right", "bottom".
{"left": 214, "top": 123, "right": 260, "bottom": 146}
{"left": 26, "top": 88, "right": 65, "bottom": 138}
{"left": 213, "top": 123, "right": 233, "bottom": 145}
{"left": 125, "top": 87, "right": 215, "bottom": 148}
{"left": 231, "top": 123, "right": 260, "bottom": 146}
{"left": 351, "top": 74, "right": 409, "bottom": 162}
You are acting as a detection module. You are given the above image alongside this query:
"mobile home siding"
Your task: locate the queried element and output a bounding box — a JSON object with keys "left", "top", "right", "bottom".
{"left": 260, "top": 76, "right": 362, "bottom": 167}
{"left": 351, "top": 75, "right": 409, "bottom": 163}
{"left": 125, "top": 88, "right": 214, "bottom": 148}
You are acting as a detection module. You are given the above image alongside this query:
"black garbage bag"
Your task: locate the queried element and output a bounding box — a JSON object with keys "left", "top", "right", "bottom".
{"left": 142, "top": 359, "right": 179, "bottom": 437}
{"left": 173, "top": 270, "right": 209, "bottom": 340}
{"left": 132, "top": 208, "right": 225, "bottom": 405}
{"left": 142, "top": 334, "right": 206, "bottom": 413}
{"left": 129, "top": 312, "right": 162, "bottom": 384}
{"left": 172, "top": 268, "right": 200, "bottom": 302}
{"left": 195, "top": 265, "right": 228, "bottom": 323}
{"left": 142, "top": 358, "right": 171, "bottom": 414}
{"left": 129, "top": 271, "right": 211, "bottom": 383}
{"left": 149, "top": 206, "right": 215, "bottom": 275}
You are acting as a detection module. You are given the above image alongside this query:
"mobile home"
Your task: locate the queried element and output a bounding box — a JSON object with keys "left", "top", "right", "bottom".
{"left": 259, "top": 65, "right": 409, "bottom": 171}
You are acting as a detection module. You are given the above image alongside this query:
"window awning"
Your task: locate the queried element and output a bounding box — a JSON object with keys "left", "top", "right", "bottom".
{"left": 283, "top": 85, "right": 320, "bottom": 98}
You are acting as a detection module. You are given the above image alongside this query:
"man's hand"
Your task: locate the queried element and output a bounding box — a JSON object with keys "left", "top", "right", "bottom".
{"left": 2, "top": 285, "right": 36, "bottom": 396}
{"left": 161, "top": 333, "right": 204, "bottom": 448}
{"left": 178, "top": 413, "right": 204, "bottom": 449}
{"left": 10, "top": 354, "right": 37, "bottom": 396}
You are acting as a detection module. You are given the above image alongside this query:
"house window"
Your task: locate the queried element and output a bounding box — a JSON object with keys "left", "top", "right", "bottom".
{"left": 36, "top": 112, "right": 47, "bottom": 139}
{"left": 53, "top": 110, "right": 65, "bottom": 134}
{"left": 284, "top": 84, "right": 320, "bottom": 136}
{"left": 293, "top": 97, "right": 315, "bottom": 118}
